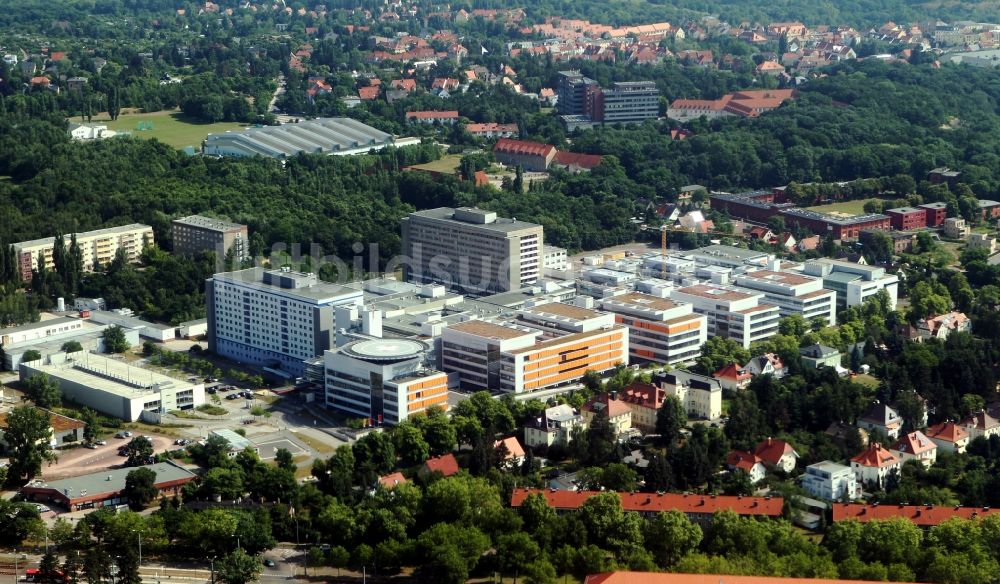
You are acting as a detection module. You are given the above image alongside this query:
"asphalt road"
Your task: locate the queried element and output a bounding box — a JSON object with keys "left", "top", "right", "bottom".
{"left": 42, "top": 434, "right": 177, "bottom": 480}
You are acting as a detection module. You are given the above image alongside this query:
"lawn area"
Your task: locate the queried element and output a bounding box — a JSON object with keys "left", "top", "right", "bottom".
{"left": 291, "top": 431, "right": 337, "bottom": 455}
{"left": 853, "top": 373, "right": 881, "bottom": 389}
{"left": 196, "top": 404, "right": 228, "bottom": 416}
{"left": 804, "top": 198, "right": 883, "bottom": 216}
{"left": 77, "top": 109, "right": 247, "bottom": 150}
{"left": 406, "top": 154, "right": 462, "bottom": 174}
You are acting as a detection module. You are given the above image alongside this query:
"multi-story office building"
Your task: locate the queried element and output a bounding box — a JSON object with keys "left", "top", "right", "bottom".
{"left": 13, "top": 224, "right": 154, "bottom": 281}
{"left": 598, "top": 81, "right": 660, "bottom": 124}
{"left": 206, "top": 267, "right": 363, "bottom": 377}
{"left": 734, "top": 269, "right": 837, "bottom": 326}
{"left": 401, "top": 207, "right": 544, "bottom": 294}
{"left": 324, "top": 338, "right": 449, "bottom": 425}
{"left": 556, "top": 71, "right": 599, "bottom": 116}
{"left": 171, "top": 215, "right": 249, "bottom": 261}
{"left": 599, "top": 292, "right": 707, "bottom": 365}
{"left": 801, "top": 258, "right": 899, "bottom": 309}
{"left": 439, "top": 306, "right": 628, "bottom": 394}
{"left": 885, "top": 207, "right": 927, "bottom": 231}
{"left": 669, "top": 284, "right": 780, "bottom": 349}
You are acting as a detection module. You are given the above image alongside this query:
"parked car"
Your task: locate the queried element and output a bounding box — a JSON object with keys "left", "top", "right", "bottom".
{"left": 206, "top": 387, "right": 217, "bottom": 394}
{"left": 204, "top": 377, "right": 218, "bottom": 383}
{"left": 263, "top": 559, "right": 275, "bottom": 568}
{"left": 115, "top": 431, "right": 132, "bottom": 439}
{"left": 85, "top": 443, "right": 98, "bottom": 449}
{"left": 95, "top": 440, "right": 107, "bottom": 445}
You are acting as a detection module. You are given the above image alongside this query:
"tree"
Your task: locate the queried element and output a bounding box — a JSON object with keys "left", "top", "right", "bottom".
{"left": 23, "top": 373, "right": 62, "bottom": 408}
{"left": 498, "top": 532, "right": 540, "bottom": 584}
{"left": 124, "top": 436, "right": 154, "bottom": 467}
{"left": 102, "top": 325, "right": 130, "bottom": 354}
{"left": 215, "top": 549, "right": 261, "bottom": 584}
{"left": 39, "top": 552, "right": 60, "bottom": 584}
{"left": 5, "top": 406, "right": 57, "bottom": 482}
{"left": 908, "top": 280, "right": 952, "bottom": 321}
{"left": 644, "top": 510, "right": 703, "bottom": 568}
{"left": 22, "top": 349, "right": 42, "bottom": 363}
{"left": 61, "top": 341, "right": 83, "bottom": 353}
{"left": 696, "top": 336, "right": 750, "bottom": 375}
{"left": 393, "top": 423, "right": 430, "bottom": 466}
{"left": 275, "top": 448, "right": 295, "bottom": 473}
{"left": 81, "top": 408, "right": 99, "bottom": 443}
{"left": 655, "top": 395, "right": 687, "bottom": 445}
{"left": 123, "top": 468, "right": 158, "bottom": 510}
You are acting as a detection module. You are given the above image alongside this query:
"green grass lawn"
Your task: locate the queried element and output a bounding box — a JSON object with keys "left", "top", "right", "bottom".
{"left": 406, "top": 154, "right": 462, "bottom": 174}
{"left": 75, "top": 109, "right": 247, "bottom": 150}
{"left": 804, "top": 198, "right": 882, "bottom": 216}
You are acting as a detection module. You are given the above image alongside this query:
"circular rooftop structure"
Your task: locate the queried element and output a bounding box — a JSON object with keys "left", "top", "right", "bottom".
{"left": 342, "top": 338, "right": 428, "bottom": 363}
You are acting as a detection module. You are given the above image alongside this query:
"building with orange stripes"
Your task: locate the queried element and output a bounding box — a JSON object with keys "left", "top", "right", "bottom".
{"left": 599, "top": 292, "right": 707, "bottom": 365}
{"left": 324, "top": 338, "right": 448, "bottom": 424}
{"left": 440, "top": 303, "right": 628, "bottom": 393}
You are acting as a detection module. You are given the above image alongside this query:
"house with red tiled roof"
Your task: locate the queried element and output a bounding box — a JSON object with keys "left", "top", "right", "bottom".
{"left": 378, "top": 472, "right": 407, "bottom": 488}
{"left": 0, "top": 409, "right": 85, "bottom": 447}
{"left": 618, "top": 383, "right": 665, "bottom": 431}
{"left": 493, "top": 138, "right": 556, "bottom": 171}
{"left": 756, "top": 60, "right": 786, "bottom": 75}
{"left": 495, "top": 436, "right": 525, "bottom": 469}
{"left": 916, "top": 311, "right": 970, "bottom": 341}
{"left": 713, "top": 363, "right": 752, "bottom": 391}
{"left": 510, "top": 488, "right": 784, "bottom": 526}
{"left": 582, "top": 393, "right": 633, "bottom": 437}
{"left": 726, "top": 450, "right": 766, "bottom": 483}
{"left": 850, "top": 442, "right": 901, "bottom": 489}
{"left": 753, "top": 437, "right": 798, "bottom": 472}
{"left": 405, "top": 110, "right": 459, "bottom": 125}
{"left": 552, "top": 151, "right": 604, "bottom": 173}
{"left": 891, "top": 430, "right": 937, "bottom": 467}
{"left": 925, "top": 421, "right": 969, "bottom": 454}
{"left": 431, "top": 77, "right": 460, "bottom": 92}
{"left": 357, "top": 86, "right": 380, "bottom": 100}
{"left": 748, "top": 226, "right": 776, "bottom": 242}
{"left": 390, "top": 78, "right": 417, "bottom": 92}
{"left": 420, "top": 453, "right": 460, "bottom": 477}
{"left": 466, "top": 122, "right": 518, "bottom": 139}
{"left": 832, "top": 502, "right": 1000, "bottom": 527}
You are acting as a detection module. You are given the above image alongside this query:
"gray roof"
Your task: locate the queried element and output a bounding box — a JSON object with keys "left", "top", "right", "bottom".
{"left": 780, "top": 208, "right": 890, "bottom": 226}
{"left": 172, "top": 215, "right": 246, "bottom": 232}
{"left": 204, "top": 117, "right": 393, "bottom": 158}
{"left": 23, "top": 461, "right": 195, "bottom": 499}
{"left": 407, "top": 207, "right": 542, "bottom": 234}
{"left": 0, "top": 316, "right": 79, "bottom": 335}
{"left": 211, "top": 268, "right": 361, "bottom": 303}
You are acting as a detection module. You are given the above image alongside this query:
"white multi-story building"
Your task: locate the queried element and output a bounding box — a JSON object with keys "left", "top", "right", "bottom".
{"left": 206, "top": 267, "right": 363, "bottom": 377}
{"left": 599, "top": 292, "right": 707, "bottom": 365}
{"left": 734, "top": 269, "right": 837, "bottom": 326}
{"left": 669, "top": 284, "right": 780, "bottom": 348}
{"left": 13, "top": 224, "right": 154, "bottom": 282}
{"left": 524, "top": 404, "right": 585, "bottom": 447}
{"left": 802, "top": 461, "right": 860, "bottom": 501}
{"left": 801, "top": 258, "right": 899, "bottom": 310}
{"left": 655, "top": 369, "right": 723, "bottom": 420}
{"left": 401, "top": 207, "right": 544, "bottom": 294}
{"left": 324, "top": 338, "right": 449, "bottom": 425}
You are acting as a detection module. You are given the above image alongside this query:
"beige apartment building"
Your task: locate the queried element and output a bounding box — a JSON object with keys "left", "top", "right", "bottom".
{"left": 13, "top": 224, "right": 154, "bottom": 281}
{"left": 171, "top": 215, "right": 249, "bottom": 260}
{"left": 401, "top": 207, "right": 543, "bottom": 294}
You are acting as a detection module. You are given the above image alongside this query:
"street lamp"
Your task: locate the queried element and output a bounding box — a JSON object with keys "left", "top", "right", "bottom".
{"left": 132, "top": 530, "right": 142, "bottom": 566}
{"left": 209, "top": 556, "right": 216, "bottom": 584}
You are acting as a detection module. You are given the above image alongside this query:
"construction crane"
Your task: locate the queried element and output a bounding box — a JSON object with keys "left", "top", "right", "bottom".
{"left": 660, "top": 225, "right": 668, "bottom": 279}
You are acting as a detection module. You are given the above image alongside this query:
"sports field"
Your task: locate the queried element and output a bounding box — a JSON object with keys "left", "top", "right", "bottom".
{"left": 804, "top": 198, "right": 882, "bottom": 215}
{"left": 77, "top": 109, "right": 247, "bottom": 150}
{"left": 406, "top": 154, "right": 462, "bottom": 174}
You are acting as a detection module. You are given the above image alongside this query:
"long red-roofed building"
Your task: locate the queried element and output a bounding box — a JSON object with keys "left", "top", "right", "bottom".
{"left": 509, "top": 488, "right": 783, "bottom": 525}
{"left": 552, "top": 151, "right": 605, "bottom": 172}
{"left": 493, "top": 138, "right": 557, "bottom": 171}
{"left": 832, "top": 502, "right": 1000, "bottom": 527}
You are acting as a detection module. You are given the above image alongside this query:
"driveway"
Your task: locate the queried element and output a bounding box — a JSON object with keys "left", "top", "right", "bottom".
{"left": 42, "top": 434, "right": 177, "bottom": 480}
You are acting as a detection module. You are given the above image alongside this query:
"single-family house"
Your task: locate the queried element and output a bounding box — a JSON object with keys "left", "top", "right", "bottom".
{"left": 378, "top": 472, "right": 407, "bottom": 488}
{"left": 799, "top": 344, "right": 842, "bottom": 370}
{"left": 850, "top": 442, "right": 902, "bottom": 490}
{"left": 618, "top": 383, "right": 665, "bottom": 432}
{"left": 891, "top": 430, "right": 937, "bottom": 467}
{"left": 925, "top": 421, "right": 969, "bottom": 454}
{"left": 802, "top": 460, "right": 859, "bottom": 501}
{"left": 421, "top": 453, "right": 460, "bottom": 477}
{"left": 655, "top": 369, "right": 723, "bottom": 420}
{"left": 726, "top": 450, "right": 766, "bottom": 484}
{"left": 713, "top": 362, "right": 752, "bottom": 391}
{"left": 524, "top": 404, "right": 585, "bottom": 448}
{"left": 495, "top": 436, "right": 526, "bottom": 469}
{"left": 582, "top": 393, "right": 633, "bottom": 438}
{"left": 744, "top": 353, "right": 786, "bottom": 378}
{"left": 857, "top": 402, "right": 902, "bottom": 440}
{"left": 960, "top": 410, "right": 1000, "bottom": 440}
{"left": 916, "top": 312, "right": 971, "bottom": 341}
{"left": 753, "top": 437, "right": 799, "bottom": 473}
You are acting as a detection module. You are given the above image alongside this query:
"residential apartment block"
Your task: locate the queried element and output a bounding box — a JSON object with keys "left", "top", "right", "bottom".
{"left": 401, "top": 207, "right": 544, "bottom": 294}
{"left": 734, "top": 269, "right": 837, "bottom": 326}
{"left": 669, "top": 284, "right": 780, "bottom": 349}
{"left": 13, "top": 224, "right": 154, "bottom": 281}
{"left": 324, "top": 338, "right": 448, "bottom": 424}
{"left": 655, "top": 369, "right": 723, "bottom": 420}
{"left": 206, "top": 267, "right": 363, "bottom": 377}
{"left": 599, "top": 292, "right": 707, "bottom": 365}
{"left": 171, "top": 215, "right": 249, "bottom": 261}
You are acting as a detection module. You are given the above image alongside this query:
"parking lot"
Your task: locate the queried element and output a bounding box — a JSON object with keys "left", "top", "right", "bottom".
{"left": 42, "top": 433, "right": 177, "bottom": 480}
{"left": 256, "top": 438, "right": 305, "bottom": 460}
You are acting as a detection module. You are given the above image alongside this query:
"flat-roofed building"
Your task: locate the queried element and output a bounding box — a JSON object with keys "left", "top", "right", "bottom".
{"left": 441, "top": 320, "right": 539, "bottom": 390}
{"left": 669, "top": 284, "right": 780, "bottom": 348}
{"left": 324, "top": 338, "right": 448, "bottom": 424}
{"left": 690, "top": 244, "right": 772, "bottom": 269}
{"left": 171, "top": 215, "right": 249, "bottom": 261}
{"left": 206, "top": 267, "right": 363, "bottom": 377}
{"left": 918, "top": 202, "right": 948, "bottom": 227}
{"left": 19, "top": 352, "right": 205, "bottom": 422}
{"left": 886, "top": 206, "right": 927, "bottom": 231}
{"left": 19, "top": 461, "right": 196, "bottom": 511}
{"left": 734, "top": 269, "right": 837, "bottom": 326}
{"left": 0, "top": 316, "right": 139, "bottom": 371}
{"left": 801, "top": 258, "right": 899, "bottom": 309}
{"left": 599, "top": 292, "right": 706, "bottom": 365}
{"left": 598, "top": 81, "right": 660, "bottom": 124}
{"left": 203, "top": 117, "right": 397, "bottom": 158}
{"left": 401, "top": 207, "right": 544, "bottom": 294}
{"left": 801, "top": 460, "right": 860, "bottom": 501}
{"left": 13, "top": 224, "right": 154, "bottom": 282}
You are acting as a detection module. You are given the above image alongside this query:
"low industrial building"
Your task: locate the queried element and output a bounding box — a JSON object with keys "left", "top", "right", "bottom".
{"left": 203, "top": 118, "right": 399, "bottom": 158}
{"left": 87, "top": 310, "right": 177, "bottom": 343}
{"left": 1, "top": 316, "right": 140, "bottom": 371}
{"left": 19, "top": 461, "right": 196, "bottom": 511}
{"left": 19, "top": 352, "right": 205, "bottom": 422}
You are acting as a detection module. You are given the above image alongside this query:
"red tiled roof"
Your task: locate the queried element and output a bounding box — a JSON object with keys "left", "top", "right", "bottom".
{"left": 553, "top": 151, "right": 604, "bottom": 170}
{"left": 619, "top": 383, "right": 664, "bottom": 410}
{"left": 891, "top": 431, "right": 936, "bottom": 455}
{"left": 713, "top": 363, "right": 751, "bottom": 381}
{"left": 378, "top": 472, "right": 407, "bottom": 488}
{"left": 422, "top": 453, "right": 460, "bottom": 477}
{"left": 753, "top": 438, "right": 797, "bottom": 466}
{"left": 358, "top": 86, "right": 380, "bottom": 100}
{"left": 493, "top": 138, "right": 556, "bottom": 158}
{"left": 961, "top": 410, "right": 1000, "bottom": 431}
{"left": 583, "top": 393, "right": 632, "bottom": 419}
{"left": 925, "top": 421, "right": 968, "bottom": 443}
{"left": 466, "top": 122, "right": 519, "bottom": 134}
{"left": 495, "top": 437, "right": 525, "bottom": 460}
{"left": 510, "top": 488, "right": 783, "bottom": 517}
{"left": 586, "top": 573, "right": 915, "bottom": 584}
{"left": 726, "top": 450, "right": 763, "bottom": 472}
{"left": 832, "top": 503, "right": 1000, "bottom": 526}
{"left": 406, "top": 110, "right": 459, "bottom": 120}
{"left": 851, "top": 442, "right": 899, "bottom": 468}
